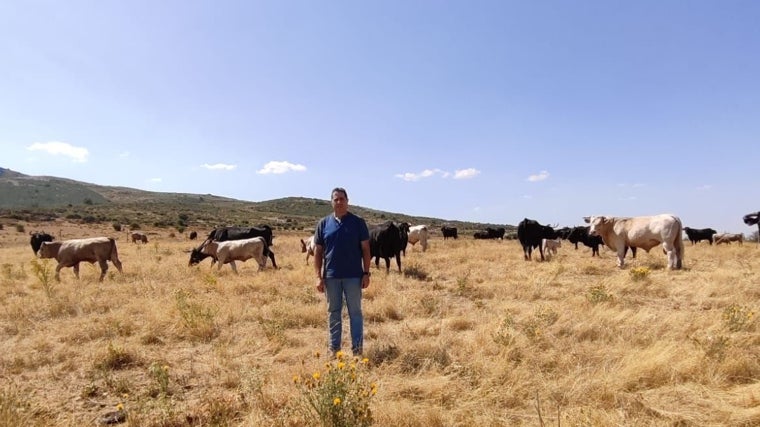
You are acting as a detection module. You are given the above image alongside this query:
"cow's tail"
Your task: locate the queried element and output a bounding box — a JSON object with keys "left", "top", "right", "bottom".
{"left": 672, "top": 215, "right": 684, "bottom": 269}
{"left": 109, "top": 237, "right": 124, "bottom": 273}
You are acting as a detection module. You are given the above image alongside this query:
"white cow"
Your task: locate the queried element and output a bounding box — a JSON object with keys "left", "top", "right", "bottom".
{"left": 200, "top": 237, "right": 268, "bottom": 273}
{"left": 585, "top": 214, "right": 684, "bottom": 269}
{"left": 38, "top": 237, "right": 124, "bottom": 282}
{"left": 713, "top": 233, "right": 743, "bottom": 245}
{"left": 300, "top": 235, "right": 316, "bottom": 264}
{"left": 541, "top": 238, "right": 561, "bottom": 256}
{"left": 407, "top": 225, "right": 429, "bottom": 252}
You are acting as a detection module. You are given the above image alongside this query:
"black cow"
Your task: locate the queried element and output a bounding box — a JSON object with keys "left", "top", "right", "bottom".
{"left": 370, "top": 221, "right": 404, "bottom": 272}
{"left": 566, "top": 226, "right": 604, "bottom": 256}
{"left": 556, "top": 227, "right": 573, "bottom": 240}
{"left": 486, "top": 227, "right": 506, "bottom": 239}
{"left": 565, "top": 225, "right": 638, "bottom": 258}
{"left": 473, "top": 231, "right": 490, "bottom": 239}
{"left": 189, "top": 225, "right": 277, "bottom": 268}
{"left": 517, "top": 218, "right": 558, "bottom": 261}
{"left": 189, "top": 231, "right": 198, "bottom": 240}
{"left": 30, "top": 231, "right": 54, "bottom": 255}
{"left": 441, "top": 226, "right": 458, "bottom": 240}
{"left": 683, "top": 227, "right": 717, "bottom": 245}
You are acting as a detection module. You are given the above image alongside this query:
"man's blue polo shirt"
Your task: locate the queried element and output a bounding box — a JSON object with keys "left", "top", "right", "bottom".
{"left": 315, "top": 212, "right": 369, "bottom": 279}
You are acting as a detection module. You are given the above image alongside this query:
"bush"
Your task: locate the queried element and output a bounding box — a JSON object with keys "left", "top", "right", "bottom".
{"left": 292, "top": 351, "right": 376, "bottom": 427}
{"left": 129, "top": 223, "right": 141, "bottom": 230}
{"left": 112, "top": 223, "right": 122, "bottom": 232}
{"left": 14, "top": 224, "right": 24, "bottom": 233}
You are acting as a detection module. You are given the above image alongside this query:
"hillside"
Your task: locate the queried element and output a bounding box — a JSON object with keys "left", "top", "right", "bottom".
{"left": 0, "top": 167, "right": 513, "bottom": 233}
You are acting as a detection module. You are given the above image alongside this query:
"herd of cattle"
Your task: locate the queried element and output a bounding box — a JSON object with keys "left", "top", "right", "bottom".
{"left": 23, "top": 210, "right": 760, "bottom": 281}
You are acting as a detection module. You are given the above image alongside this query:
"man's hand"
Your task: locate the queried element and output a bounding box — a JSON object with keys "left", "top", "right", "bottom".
{"left": 316, "top": 277, "right": 325, "bottom": 293}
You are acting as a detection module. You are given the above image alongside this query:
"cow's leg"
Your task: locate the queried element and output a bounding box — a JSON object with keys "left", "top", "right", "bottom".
{"left": 229, "top": 261, "right": 238, "bottom": 274}
{"left": 73, "top": 262, "right": 80, "bottom": 279}
{"left": 374, "top": 256, "right": 380, "bottom": 269}
{"left": 55, "top": 264, "right": 63, "bottom": 282}
{"left": 616, "top": 249, "right": 626, "bottom": 268}
{"left": 98, "top": 259, "right": 109, "bottom": 282}
{"left": 384, "top": 257, "right": 391, "bottom": 273}
{"left": 267, "top": 250, "right": 278, "bottom": 269}
{"left": 538, "top": 245, "right": 546, "bottom": 261}
{"left": 395, "top": 253, "right": 401, "bottom": 272}
{"left": 592, "top": 245, "right": 598, "bottom": 257}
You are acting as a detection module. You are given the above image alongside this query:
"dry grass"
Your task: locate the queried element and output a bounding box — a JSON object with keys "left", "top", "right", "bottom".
{"left": 0, "top": 221, "right": 759, "bottom": 426}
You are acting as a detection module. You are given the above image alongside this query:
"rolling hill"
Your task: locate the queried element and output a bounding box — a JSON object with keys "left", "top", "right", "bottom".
{"left": 0, "top": 167, "right": 513, "bottom": 233}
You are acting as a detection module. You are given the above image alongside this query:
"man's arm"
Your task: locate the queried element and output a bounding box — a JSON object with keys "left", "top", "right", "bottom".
{"left": 360, "top": 239, "right": 371, "bottom": 289}
{"left": 314, "top": 244, "right": 325, "bottom": 293}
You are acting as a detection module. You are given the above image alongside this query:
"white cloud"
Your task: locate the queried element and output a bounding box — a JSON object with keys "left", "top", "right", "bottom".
{"left": 148, "top": 178, "right": 162, "bottom": 183}
{"left": 201, "top": 163, "right": 237, "bottom": 171}
{"left": 394, "top": 168, "right": 447, "bottom": 182}
{"left": 527, "top": 170, "right": 549, "bottom": 182}
{"left": 618, "top": 196, "right": 637, "bottom": 201}
{"left": 257, "top": 160, "right": 307, "bottom": 175}
{"left": 522, "top": 195, "right": 533, "bottom": 199}
{"left": 27, "top": 141, "right": 89, "bottom": 162}
{"left": 696, "top": 184, "right": 713, "bottom": 191}
{"left": 119, "top": 151, "right": 130, "bottom": 158}
{"left": 453, "top": 168, "right": 480, "bottom": 180}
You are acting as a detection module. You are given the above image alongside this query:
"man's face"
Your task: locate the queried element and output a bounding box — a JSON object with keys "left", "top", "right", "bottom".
{"left": 332, "top": 191, "right": 348, "bottom": 215}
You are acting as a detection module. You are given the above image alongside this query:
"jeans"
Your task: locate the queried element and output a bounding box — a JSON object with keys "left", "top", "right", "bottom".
{"left": 324, "top": 277, "right": 363, "bottom": 354}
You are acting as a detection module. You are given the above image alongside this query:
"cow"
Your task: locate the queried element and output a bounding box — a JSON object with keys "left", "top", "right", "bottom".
{"left": 566, "top": 226, "right": 604, "bottom": 256}
{"left": 585, "top": 214, "right": 684, "bottom": 269}
{"left": 38, "top": 237, "right": 123, "bottom": 282}
{"left": 199, "top": 237, "right": 268, "bottom": 273}
{"left": 30, "top": 231, "right": 54, "bottom": 255}
{"left": 713, "top": 233, "right": 743, "bottom": 245}
{"left": 683, "top": 227, "right": 717, "bottom": 245}
{"left": 542, "top": 238, "right": 561, "bottom": 257}
{"left": 370, "top": 221, "right": 404, "bottom": 272}
{"left": 300, "top": 235, "right": 316, "bottom": 265}
{"left": 486, "top": 227, "right": 506, "bottom": 239}
{"left": 473, "top": 230, "right": 490, "bottom": 239}
{"left": 407, "top": 225, "right": 429, "bottom": 252}
{"left": 555, "top": 227, "right": 573, "bottom": 240}
{"left": 189, "top": 225, "right": 277, "bottom": 268}
{"left": 189, "top": 231, "right": 198, "bottom": 240}
{"left": 474, "top": 227, "right": 506, "bottom": 240}
{"left": 517, "top": 218, "right": 559, "bottom": 261}
{"left": 743, "top": 212, "right": 760, "bottom": 243}
{"left": 130, "top": 232, "right": 148, "bottom": 244}
{"left": 441, "top": 226, "right": 458, "bottom": 240}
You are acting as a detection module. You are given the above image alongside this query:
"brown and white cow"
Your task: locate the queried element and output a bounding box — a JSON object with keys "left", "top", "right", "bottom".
{"left": 300, "top": 235, "right": 316, "bottom": 265}
{"left": 407, "top": 225, "right": 429, "bottom": 252}
{"left": 584, "top": 214, "right": 684, "bottom": 269}
{"left": 38, "top": 237, "right": 124, "bottom": 282}
{"left": 713, "top": 233, "right": 743, "bottom": 245}
{"left": 130, "top": 232, "right": 148, "bottom": 244}
{"left": 200, "top": 237, "right": 268, "bottom": 273}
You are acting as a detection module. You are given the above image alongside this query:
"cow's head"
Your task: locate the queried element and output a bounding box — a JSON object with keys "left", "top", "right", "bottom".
{"left": 299, "top": 239, "right": 307, "bottom": 253}
{"left": 188, "top": 247, "right": 212, "bottom": 266}
{"left": 585, "top": 216, "right": 609, "bottom": 236}
{"left": 743, "top": 212, "right": 760, "bottom": 226}
{"left": 30, "top": 232, "right": 54, "bottom": 256}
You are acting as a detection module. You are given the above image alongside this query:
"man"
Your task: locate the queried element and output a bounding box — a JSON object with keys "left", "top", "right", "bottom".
{"left": 314, "top": 187, "right": 371, "bottom": 357}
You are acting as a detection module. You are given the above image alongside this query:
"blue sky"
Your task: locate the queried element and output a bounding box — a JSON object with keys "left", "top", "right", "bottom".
{"left": 2, "top": 1, "right": 759, "bottom": 233}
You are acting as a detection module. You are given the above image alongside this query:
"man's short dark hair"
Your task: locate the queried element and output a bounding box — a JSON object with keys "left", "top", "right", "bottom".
{"left": 331, "top": 187, "right": 348, "bottom": 200}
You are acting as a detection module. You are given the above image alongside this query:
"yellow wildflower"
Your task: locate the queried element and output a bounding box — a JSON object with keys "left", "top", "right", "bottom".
{"left": 333, "top": 397, "right": 341, "bottom": 406}
{"left": 312, "top": 372, "right": 321, "bottom": 380}
{"left": 337, "top": 362, "right": 346, "bottom": 370}
{"left": 292, "top": 375, "right": 301, "bottom": 384}
{"left": 336, "top": 350, "right": 345, "bottom": 359}
{"left": 116, "top": 403, "right": 124, "bottom": 411}
{"left": 362, "top": 358, "right": 369, "bottom": 364}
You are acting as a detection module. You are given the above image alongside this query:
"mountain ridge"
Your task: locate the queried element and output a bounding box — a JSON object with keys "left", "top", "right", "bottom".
{"left": 0, "top": 167, "right": 514, "bottom": 233}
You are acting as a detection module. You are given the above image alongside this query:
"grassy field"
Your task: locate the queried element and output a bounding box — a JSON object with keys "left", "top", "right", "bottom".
{"left": 0, "top": 221, "right": 758, "bottom": 426}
